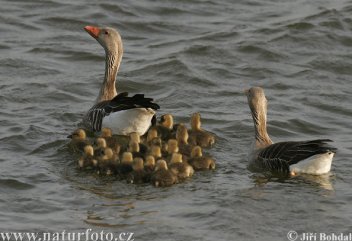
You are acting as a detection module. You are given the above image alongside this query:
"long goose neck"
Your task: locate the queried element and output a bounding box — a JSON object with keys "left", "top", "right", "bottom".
{"left": 96, "top": 50, "right": 121, "bottom": 102}
{"left": 252, "top": 107, "right": 273, "bottom": 149}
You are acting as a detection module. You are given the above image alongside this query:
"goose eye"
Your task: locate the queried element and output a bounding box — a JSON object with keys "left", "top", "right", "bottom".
{"left": 104, "top": 31, "right": 109, "bottom": 35}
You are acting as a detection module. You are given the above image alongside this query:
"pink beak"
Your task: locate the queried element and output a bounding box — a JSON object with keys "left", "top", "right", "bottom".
{"left": 84, "top": 26, "right": 100, "bottom": 39}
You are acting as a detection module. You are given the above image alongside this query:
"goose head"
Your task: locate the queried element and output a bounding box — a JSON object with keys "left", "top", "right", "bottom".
{"left": 84, "top": 26, "right": 123, "bottom": 55}
{"left": 245, "top": 87, "right": 268, "bottom": 122}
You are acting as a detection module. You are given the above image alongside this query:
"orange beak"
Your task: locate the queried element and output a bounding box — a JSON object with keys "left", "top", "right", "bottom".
{"left": 84, "top": 26, "right": 100, "bottom": 39}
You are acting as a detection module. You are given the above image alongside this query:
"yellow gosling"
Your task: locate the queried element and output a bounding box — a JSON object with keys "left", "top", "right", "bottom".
{"left": 189, "top": 112, "right": 215, "bottom": 148}
{"left": 169, "top": 153, "right": 194, "bottom": 179}
{"left": 188, "top": 146, "right": 216, "bottom": 170}
{"left": 68, "top": 128, "right": 89, "bottom": 152}
{"left": 151, "top": 160, "right": 178, "bottom": 187}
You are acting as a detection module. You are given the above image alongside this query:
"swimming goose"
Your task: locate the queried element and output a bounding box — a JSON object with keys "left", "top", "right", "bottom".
{"left": 82, "top": 26, "right": 160, "bottom": 135}
{"left": 189, "top": 112, "right": 215, "bottom": 148}
{"left": 245, "top": 87, "right": 337, "bottom": 176}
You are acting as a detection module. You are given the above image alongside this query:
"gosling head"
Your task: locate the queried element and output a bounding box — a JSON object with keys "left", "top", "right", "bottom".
{"left": 191, "top": 146, "right": 203, "bottom": 158}
{"left": 68, "top": 129, "right": 86, "bottom": 140}
{"left": 155, "top": 159, "right": 168, "bottom": 171}
{"left": 145, "top": 155, "right": 156, "bottom": 168}
{"left": 132, "top": 157, "right": 144, "bottom": 171}
{"left": 167, "top": 139, "right": 179, "bottom": 154}
{"left": 130, "top": 132, "right": 141, "bottom": 143}
{"left": 170, "top": 153, "right": 183, "bottom": 164}
{"left": 176, "top": 124, "right": 189, "bottom": 144}
{"left": 102, "top": 148, "right": 114, "bottom": 160}
{"left": 191, "top": 112, "right": 202, "bottom": 130}
{"left": 159, "top": 114, "right": 174, "bottom": 129}
{"left": 101, "top": 127, "right": 113, "bottom": 138}
{"left": 121, "top": 152, "right": 133, "bottom": 165}
{"left": 129, "top": 141, "right": 140, "bottom": 153}
{"left": 95, "top": 137, "right": 107, "bottom": 148}
{"left": 84, "top": 145, "right": 94, "bottom": 156}
{"left": 151, "top": 145, "right": 162, "bottom": 158}
{"left": 147, "top": 128, "right": 158, "bottom": 142}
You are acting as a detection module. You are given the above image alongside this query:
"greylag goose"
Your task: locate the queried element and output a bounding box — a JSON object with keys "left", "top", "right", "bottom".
{"left": 82, "top": 26, "right": 159, "bottom": 135}
{"left": 246, "top": 87, "right": 337, "bottom": 176}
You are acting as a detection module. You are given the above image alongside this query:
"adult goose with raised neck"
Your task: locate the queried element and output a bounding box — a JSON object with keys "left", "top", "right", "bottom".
{"left": 82, "top": 26, "right": 159, "bottom": 135}
{"left": 246, "top": 87, "right": 336, "bottom": 176}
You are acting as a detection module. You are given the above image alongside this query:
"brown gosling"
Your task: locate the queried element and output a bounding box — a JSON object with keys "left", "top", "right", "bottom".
{"left": 93, "top": 137, "right": 107, "bottom": 160}
{"left": 118, "top": 152, "right": 134, "bottom": 176}
{"left": 128, "top": 141, "right": 144, "bottom": 158}
{"left": 150, "top": 145, "right": 162, "bottom": 160}
{"left": 144, "top": 155, "right": 156, "bottom": 173}
{"left": 97, "top": 148, "right": 119, "bottom": 175}
{"left": 130, "top": 132, "right": 148, "bottom": 155}
{"left": 188, "top": 146, "right": 216, "bottom": 171}
{"left": 157, "top": 114, "right": 174, "bottom": 141}
{"left": 165, "top": 139, "right": 179, "bottom": 162}
{"left": 176, "top": 124, "right": 193, "bottom": 158}
{"left": 146, "top": 128, "right": 162, "bottom": 147}
{"left": 189, "top": 112, "right": 215, "bottom": 148}
{"left": 68, "top": 128, "right": 89, "bottom": 152}
{"left": 126, "top": 157, "right": 149, "bottom": 184}
{"left": 100, "top": 127, "right": 122, "bottom": 150}
{"left": 151, "top": 160, "right": 178, "bottom": 187}
{"left": 78, "top": 145, "right": 98, "bottom": 169}
{"left": 169, "top": 153, "right": 194, "bottom": 180}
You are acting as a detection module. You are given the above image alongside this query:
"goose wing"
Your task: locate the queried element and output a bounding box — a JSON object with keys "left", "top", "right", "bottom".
{"left": 257, "top": 139, "right": 337, "bottom": 173}
{"left": 86, "top": 92, "right": 160, "bottom": 132}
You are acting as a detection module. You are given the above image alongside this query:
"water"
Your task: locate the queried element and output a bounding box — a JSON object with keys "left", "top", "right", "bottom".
{"left": 1, "top": 0, "right": 352, "bottom": 240}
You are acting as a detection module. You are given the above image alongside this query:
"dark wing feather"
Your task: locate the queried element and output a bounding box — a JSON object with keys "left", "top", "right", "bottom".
{"left": 257, "top": 139, "right": 337, "bottom": 172}
{"left": 85, "top": 92, "right": 160, "bottom": 132}
{"left": 106, "top": 92, "right": 160, "bottom": 113}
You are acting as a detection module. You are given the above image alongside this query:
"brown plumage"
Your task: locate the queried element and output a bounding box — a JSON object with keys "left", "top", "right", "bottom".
{"left": 189, "top": 112, "right": 215, "bottom": 148}
{"left": 169, "top": 153, "right": 194, "bottom": 179}
{"left": 126, "top": 158, "right": 150, "bottom": 184}
{"left": 78, "top": 145, "right": 98, "bottom": 169}
{"left": 151, "top": 160, "right": 178, "bottom": 187}
{"left": 68, "top": 129, "right": 90, "bottom": 152}
{"left": 188, "top": 146, "right": 216, "bottom": 170}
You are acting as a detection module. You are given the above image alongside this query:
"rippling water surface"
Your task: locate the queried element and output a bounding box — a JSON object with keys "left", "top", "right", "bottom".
{"left": 1, "top": 0, "right": 352, "bottom": 240}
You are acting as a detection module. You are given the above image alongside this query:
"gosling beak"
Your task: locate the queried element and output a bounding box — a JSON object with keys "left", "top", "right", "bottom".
{"left": 84, "top": 25, "right": 100, "bottom": 39}
{"left": 67, "top": 134, "right": 73, "bottom": 139}
{"left": 244, "top": 89, "right": 249, "bottom": 95}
